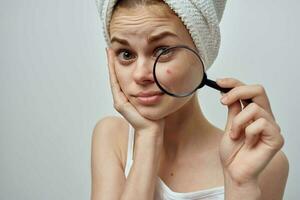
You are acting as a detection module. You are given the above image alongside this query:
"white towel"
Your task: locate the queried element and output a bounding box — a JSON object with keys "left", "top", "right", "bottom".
{"left": 96, "top": 0, "right": 227, "bottom": 70}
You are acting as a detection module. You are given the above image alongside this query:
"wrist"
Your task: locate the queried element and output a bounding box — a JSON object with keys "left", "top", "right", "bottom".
{"left": 135, "top": 129, "right": 164, "bottom": 147}
{"left": 134, "top": 129, "right": 164, "bottom": 169}
{"left": 136, "top": 127, "right": 163, "bottom": 138}
{"left": 223, "top": 171, "right": 261, "bottom": 200}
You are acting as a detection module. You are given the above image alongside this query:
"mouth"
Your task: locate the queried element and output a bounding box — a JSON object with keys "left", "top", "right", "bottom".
{"left": 134, "top": 91, "right": 164, "bottom": 105}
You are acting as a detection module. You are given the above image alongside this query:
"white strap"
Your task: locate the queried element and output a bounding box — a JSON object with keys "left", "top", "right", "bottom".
{"left": 124, "top": 123, "right": 134, "bottom": 177}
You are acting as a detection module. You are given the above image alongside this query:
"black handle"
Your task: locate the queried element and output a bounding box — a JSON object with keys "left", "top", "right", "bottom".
{"left": 205, "top": 79, "right": 231, "bottom": 93}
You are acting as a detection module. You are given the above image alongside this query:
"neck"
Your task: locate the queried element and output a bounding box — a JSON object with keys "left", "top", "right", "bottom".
{"left": 162, "top": 94, "right": 218, "bottom": 161}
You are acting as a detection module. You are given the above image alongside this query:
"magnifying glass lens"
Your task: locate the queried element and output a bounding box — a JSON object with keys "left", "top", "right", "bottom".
{"left": 154, "top": 46, "right": 204, "bottom": 97}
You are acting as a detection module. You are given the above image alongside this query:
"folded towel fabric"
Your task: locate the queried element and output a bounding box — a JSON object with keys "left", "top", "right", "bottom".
{"left": 96, "top": 0, "right": 227, "bottom": 70}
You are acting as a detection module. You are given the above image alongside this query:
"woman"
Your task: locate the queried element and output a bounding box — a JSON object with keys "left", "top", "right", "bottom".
{"left": 92, "top": 0, "right": 289, "bottom": 199}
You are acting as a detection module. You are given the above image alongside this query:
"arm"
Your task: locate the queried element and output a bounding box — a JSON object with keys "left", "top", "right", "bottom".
{"left": 91, "top": 116, "right": 164, "bottom": 200}
{"left": 91, "top": 48, "right": 166, "bottom": 199}
{"left": 217, "top": 78, "right": 289, "bottom": 200}
{"left": 91, "top": 117, "right": 126, "bottom": 200}
{"left": 223, "top": 150, "right": 289, "bottom": 200}
{"left": 224, "top": 175, "right": 261, "bottom": 200}
{"left": 258, "top": 150, "right": 289, "bottom": 200}
{"left": 121, "top": 128, "right": 163, "bottom": 200}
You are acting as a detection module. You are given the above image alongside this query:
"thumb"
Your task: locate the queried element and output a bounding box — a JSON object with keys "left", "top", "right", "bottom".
{"left": 225, "top": 100, "right": 242, "bottom": 133}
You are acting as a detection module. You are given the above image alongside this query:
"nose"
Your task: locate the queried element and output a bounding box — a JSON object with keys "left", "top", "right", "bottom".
{"left": 132, "top": 57, "right": 154, "bottom": 85}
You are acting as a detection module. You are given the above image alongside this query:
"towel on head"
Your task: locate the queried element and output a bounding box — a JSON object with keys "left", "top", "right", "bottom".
{"left": 96, "top": 0, "right": 227, "bottom": 70}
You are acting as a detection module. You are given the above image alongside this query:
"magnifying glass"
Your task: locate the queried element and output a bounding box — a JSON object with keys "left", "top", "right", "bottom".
{"left": 153, "top": 45, "right": 252, "bottom": 104}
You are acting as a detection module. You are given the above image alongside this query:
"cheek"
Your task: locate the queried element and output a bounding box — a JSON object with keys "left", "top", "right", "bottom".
{"left": 166, "top": 69, "right": 172, "bottom": 75}
{"left": 156, "top": 64, "right": 178, "bottom": 85}
{"left": 114, "top": 66, "right": 131, "bottom": 91}
{"left": 163, "top": 96, "right": 192, "bottom": 116}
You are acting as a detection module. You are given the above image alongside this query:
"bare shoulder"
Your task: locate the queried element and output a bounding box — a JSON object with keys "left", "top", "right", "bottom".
{"left": 259, "top": 150, "right": 289, "bottom": 199}
{"left": 91, "top": 116, "right": 130, "bottom": 199}
{"left": 92, "top": 116, "right": 130, "bottom": 169}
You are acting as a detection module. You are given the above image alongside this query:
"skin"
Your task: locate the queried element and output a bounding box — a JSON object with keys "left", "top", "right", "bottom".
{"left": 91, "top": 3, "right": 289, "bottom": 200}
{"left": 109, "top": 4, "right": 214, "bottom": 151}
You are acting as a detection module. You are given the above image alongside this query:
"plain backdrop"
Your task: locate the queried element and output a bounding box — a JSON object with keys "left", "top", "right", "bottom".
{"left": 1, "top": 0, "right": 299, "bottom": 199}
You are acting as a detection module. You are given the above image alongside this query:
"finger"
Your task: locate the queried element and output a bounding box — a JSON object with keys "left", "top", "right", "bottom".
{"left": 225, "top": 100, "right": 242, "bottom": 133}
{"left": 106, "top": 48, "right": 128, "bottom": 104}
{"left": 244, "top": 118, "right": 284, "bottom": 150}
{"left": 220, "top": 84, "right": 264, "bottom": 104}
{"left": 217, "top": 78, "right": 248, "bottom": 108}
{"left": 106, "top": 49, "right": 144, "bottom": 123}
{"left": 106, "top": 48, "right": 119, "bottom": 93}
{"left": 114, "top": 101, "right": 144, "bottom": 126}
{"left": 220, "top": 84, "right": 274, "bottom": 119}
{"left": 216, "top": 77, "right": 245, "bottom": 88}
{"left": 230, "top": 103, "right": 278, "bottom": 140}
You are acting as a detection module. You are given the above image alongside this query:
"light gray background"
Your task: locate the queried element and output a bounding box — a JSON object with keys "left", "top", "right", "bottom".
{"left": 1, "top": 0, "right": 299, "bottom": 199}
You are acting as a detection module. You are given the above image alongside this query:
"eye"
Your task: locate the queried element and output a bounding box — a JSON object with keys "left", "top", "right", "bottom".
{"left": 154, "top": 46, "right": 170, "bottom": 57}
{"left": 154, "top": 46, "right": 174, "bottom": 62}
{"left": 116, "top": 49, "right": 136, "bottom": 64}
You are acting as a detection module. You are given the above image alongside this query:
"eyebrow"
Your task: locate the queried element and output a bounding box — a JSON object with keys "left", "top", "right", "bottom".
{"left": 110, "top": 31, "right": 179, "bottom": 45}
{"left": 148, "top": 31, "right": 179, "bottom": 43}
{"left": 110, "top": 37, "right": 129, "bottom": 45}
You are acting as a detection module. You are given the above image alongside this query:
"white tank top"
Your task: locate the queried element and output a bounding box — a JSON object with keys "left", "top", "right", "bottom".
{"left": 124, "top": 124, "right": 225, "bottom": 200}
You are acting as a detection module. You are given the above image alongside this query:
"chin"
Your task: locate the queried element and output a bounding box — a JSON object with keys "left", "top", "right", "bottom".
{"left": 135, "top": 106, "right": 168, "bottom": 121}
{"left": 133, "top": 98, "right": 192, "bottom": 121}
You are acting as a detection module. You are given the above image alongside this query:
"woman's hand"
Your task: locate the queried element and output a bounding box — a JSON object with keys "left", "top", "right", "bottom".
{"left": 217, "top": 78, "right": 284, "bottom": 186}
{"left": 106, "top": 48, "right": 165, "bottom": 134}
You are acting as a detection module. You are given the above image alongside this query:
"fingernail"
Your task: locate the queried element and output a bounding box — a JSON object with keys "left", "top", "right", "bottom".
{"left": 216, "top": 78, "right": 224, "bottom": 83}
{"left": 221, "top": 95, "right": 228, "bottom": 103}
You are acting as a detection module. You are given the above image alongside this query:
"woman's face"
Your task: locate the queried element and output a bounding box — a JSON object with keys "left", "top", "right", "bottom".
{"left": 109, "top": 3, "right": 198, "bottom": 120}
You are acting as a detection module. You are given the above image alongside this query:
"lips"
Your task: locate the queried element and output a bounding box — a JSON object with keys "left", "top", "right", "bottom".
{"left": 134, "top": 91, "right": 164, "bottom": 105}
{"left": 136, "top": 91, "right": 163, "bottom": 97}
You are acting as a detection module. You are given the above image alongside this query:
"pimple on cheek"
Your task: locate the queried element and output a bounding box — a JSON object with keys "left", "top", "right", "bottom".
{"left": 166, "top": 69, "right": 172, "bottom": 75}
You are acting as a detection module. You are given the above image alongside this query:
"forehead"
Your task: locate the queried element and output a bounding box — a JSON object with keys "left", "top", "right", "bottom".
{"left": 109, "top": 4, "right": 184, "bottom": 39}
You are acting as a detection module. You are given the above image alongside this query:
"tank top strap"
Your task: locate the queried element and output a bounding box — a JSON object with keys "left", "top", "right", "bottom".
{"left": 124, "top": 123, "right": 134, "bottom": 178}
